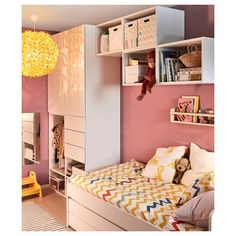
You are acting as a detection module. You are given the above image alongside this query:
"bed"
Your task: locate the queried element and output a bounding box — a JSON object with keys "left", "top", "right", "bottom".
{"left": 66, "top": 160, "right": 204, "bottom": 231}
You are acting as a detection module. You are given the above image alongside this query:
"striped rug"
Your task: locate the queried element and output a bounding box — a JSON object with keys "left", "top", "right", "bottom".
{"left": 22, "top": 201, "right": 68, "bottom": 231}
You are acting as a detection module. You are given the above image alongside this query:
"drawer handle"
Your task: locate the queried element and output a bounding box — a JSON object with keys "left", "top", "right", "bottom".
{"left": 144, "top": 19, "right": 150, "bottom": 23}
{"left": 128, "top": 24, "right": 133, "bottom": 27}
{"left": 113, "top": 28, "right": 118, "bottom": 31}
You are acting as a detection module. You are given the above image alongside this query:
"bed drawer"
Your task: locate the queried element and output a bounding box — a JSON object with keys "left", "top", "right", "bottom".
{"left": 65, "top": 129, "right": 85, "bottom": 148}
{"left": 69, "top": 211, "right": 96, "bottom": 231}
{"left": 64, "top": 143, "right": 85, "bottom": 163}
{"left": 65, "top": 116, "right": 85, "bottom": 132}
{"left": 69, "top": 198, "right": 123, "bottom": 231}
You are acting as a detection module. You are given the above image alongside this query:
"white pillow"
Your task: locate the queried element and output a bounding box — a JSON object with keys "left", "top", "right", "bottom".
{"left": 181, "top": 143, "right": 214, "bottom": 186}
{"left": 142, "top": 146, "right": 187, "bottom": 183}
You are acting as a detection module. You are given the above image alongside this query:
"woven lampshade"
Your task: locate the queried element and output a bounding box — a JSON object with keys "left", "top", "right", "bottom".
{"left": 22, "top": 31, "right": 58, "bottom": 77}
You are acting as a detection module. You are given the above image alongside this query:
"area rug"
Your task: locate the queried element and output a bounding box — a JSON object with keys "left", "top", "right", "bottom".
{"left": 22, "top": 201, "right": 68, "bottom": 231}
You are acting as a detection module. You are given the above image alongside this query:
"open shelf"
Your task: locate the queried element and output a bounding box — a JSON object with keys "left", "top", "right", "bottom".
{"left": 170, "top": 108, "right": 214, "bottom": 127}
{"left": 157, "top": 37, "right": 214, "bottom": 84}
{"left": 123, "top": 44, "right": 156, "bottom": 54}
{"left": 50, "top": 165, "right": 65, "bottom": 177}
{"left": 97, "top": 50, "right": 122, "bottom": 57}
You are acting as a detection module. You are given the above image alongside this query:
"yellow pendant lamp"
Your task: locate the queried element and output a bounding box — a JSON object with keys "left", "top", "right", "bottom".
{"left": 22, "top": 13, "right": 58, "bottom": 78}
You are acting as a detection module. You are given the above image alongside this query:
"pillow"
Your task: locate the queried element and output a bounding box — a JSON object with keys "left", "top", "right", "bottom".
{"left": 173, "top": 190, "right": 214, "bottom": 229}
{"left": 142, "top": 146, "right": 187, "bottom": 182}
{"left": 181, "top": 143, "right": 214, "bottom": 186}
{"left": 177, "top": 171, "right": 214, "bottom": 205}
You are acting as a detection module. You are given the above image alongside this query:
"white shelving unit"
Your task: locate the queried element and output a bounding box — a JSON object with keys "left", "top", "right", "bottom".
{"left": 170, "top": 108, "right": 214, "bottom": 127}
{"left": 96, "top": 6, "right": 214, "bottom": 87}
{"left": 22, "top": 113, "right": 40, "bottom": 165}
{"left": 157, "top": 37, "right": 214, "bottom": 84}
{"left": 96, "top": 6, "right": 185, "bottom": 86}
{"left": 48, "top": 114, "right": 66, "bottom": 197}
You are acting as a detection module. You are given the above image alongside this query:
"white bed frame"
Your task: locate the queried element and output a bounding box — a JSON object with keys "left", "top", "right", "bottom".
{"left": 66, "top": 181, "right": 162, "bottom": 231}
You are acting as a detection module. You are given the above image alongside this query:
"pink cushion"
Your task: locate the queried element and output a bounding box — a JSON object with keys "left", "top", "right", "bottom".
{"left": 173, "top": 190, "right": 214, "bottom": 228}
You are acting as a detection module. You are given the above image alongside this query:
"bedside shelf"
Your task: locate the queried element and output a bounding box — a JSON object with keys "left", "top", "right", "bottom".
{"left": 170, "top": 108, "right": 214, "bottom": 127}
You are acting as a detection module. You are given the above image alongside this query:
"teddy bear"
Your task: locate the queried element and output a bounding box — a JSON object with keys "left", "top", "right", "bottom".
{"left": 173, "top": 158, "right": 190, "bottom": 184}
{"left": 136, "top": 50, "right": 156, "bottom": 101}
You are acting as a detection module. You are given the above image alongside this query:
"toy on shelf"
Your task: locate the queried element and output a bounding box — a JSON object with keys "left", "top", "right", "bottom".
{"left": 136, "top": 50, "right": 156, "bottom": 101}
{"left": 22, "top": 171, "right": 42, "bottom": 198}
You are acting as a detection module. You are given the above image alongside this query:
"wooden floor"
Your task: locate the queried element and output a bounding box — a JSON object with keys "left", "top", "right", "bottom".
{"left": 22, "top": 188, "right": 66, "bottom": 226}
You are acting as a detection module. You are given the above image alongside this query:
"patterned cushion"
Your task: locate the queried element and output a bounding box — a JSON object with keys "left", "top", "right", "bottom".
{"left": 142, "top": 146, "right": 187, "bottom": 182}
{"left": 177, "top": 172, "right": 214, "bottom": 205}
{"left": 181, "top": 143, "right": 214, "bottom": 186}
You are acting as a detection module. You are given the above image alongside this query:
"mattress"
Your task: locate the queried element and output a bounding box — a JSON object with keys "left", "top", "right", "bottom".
{"left": 69, "top": 160, "right": 203, "bottom": 231}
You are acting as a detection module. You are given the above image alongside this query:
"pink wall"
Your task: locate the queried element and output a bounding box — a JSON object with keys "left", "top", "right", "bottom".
{"left": 121, "top": 5, "right": 214, "bottom": 163}
{"left": 22, "top": 76, "right": 49, "bottom": 184}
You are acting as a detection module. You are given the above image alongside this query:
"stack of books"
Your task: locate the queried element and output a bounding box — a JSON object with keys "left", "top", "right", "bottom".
{"left": 160, "top": 49, "right": 183, "bottom": 82}
{"left": 175, "top": 67, "right": 202, "bottom": 81}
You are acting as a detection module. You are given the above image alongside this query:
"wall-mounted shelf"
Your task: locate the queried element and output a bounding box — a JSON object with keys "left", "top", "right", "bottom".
{"left": 170, "top": 108, "right": 214, "bottom": 127}
{"left": 157, "top": 37, "right": 214, "bottom": 84}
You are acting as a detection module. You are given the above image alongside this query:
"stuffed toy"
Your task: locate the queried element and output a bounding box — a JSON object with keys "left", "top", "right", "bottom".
{"left": 173, "top": 158, "right": 190, "bottom": 184}
{"left": 136, "top": 50, "right": 156, "bottom": 101}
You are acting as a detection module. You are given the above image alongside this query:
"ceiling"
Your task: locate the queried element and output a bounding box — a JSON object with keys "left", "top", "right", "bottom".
{"left": 22, "top": 5, "right": 163, "bottom": 32}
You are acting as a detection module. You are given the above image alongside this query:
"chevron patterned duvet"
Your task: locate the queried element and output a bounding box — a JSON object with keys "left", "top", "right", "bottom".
{"left": 69, "top": 160, "right": 203, "bottom": 231}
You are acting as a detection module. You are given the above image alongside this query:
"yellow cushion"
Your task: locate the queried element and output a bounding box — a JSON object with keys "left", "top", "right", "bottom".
{"left": 142, "top": 146, "right": 187, "bottom": 182}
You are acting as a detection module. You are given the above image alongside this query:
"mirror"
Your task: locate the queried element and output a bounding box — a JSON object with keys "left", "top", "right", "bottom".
{"left": 22, "top": 113, "right": 40, "bottom": 165}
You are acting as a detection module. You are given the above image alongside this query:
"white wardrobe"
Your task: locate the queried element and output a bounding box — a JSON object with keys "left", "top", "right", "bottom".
{"left": 48, "top": 25, "right": 120, "bottom": 196}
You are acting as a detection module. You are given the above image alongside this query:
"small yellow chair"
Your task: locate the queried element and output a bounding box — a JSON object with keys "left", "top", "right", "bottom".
{"left": 22, "top": 171, "right": 42, "bottom": 198}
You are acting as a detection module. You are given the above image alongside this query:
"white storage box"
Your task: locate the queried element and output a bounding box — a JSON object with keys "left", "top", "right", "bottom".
{"left": 100, "top": 33, "right": 109, "bottom": 53}
{"left": 125, "top": 65, "right": 147, "bottom": 83}
{"left": 109, "top": 25, "right": 123, "bottom": 51}
{"left": 126, "top": 65, "right": 147, "bottom": 75}
{"left": 124, "top": 20, "right": 138, "bottom": 49}
{"left": 125, "top": 75, "right": 141, "bottom": 83}
{"left": 138, "top": 14, "right": 156, "bottom": 47}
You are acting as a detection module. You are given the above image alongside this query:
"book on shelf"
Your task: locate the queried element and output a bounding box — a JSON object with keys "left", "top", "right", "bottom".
{"left": 176, "top": 97, "right": 195, "bottom": 122}
{"left": 165, "top": 58, "right": 184, "bottom": 82}
{"left": 182, "top": 96, "right": 200, "bottom": 122}
{"left": 160, "top": 49, "right": 180, "bottom": 82}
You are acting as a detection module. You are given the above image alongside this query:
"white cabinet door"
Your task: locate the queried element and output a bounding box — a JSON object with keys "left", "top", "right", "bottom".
{"left": 48, "top": 31, "right": 67, "bottom": 115}
{"left": 64, "top": 26, "right": 85, "bottom": 117}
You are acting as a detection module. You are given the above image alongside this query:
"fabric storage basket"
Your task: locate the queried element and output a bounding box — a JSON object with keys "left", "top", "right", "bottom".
{"left": 179, "top": 45, "right": 202, "bottom": 68}
{"left": 100, "top": 33, "right": 109, "bottom": 53}
{"left": 109, "top": 24, "right": 123, "bottom": 51}
{"left": 124, "top": 20, "right": 138, "bottom": 49}
{"left": 138, "top": 14, "right": 156, "bottom": 47}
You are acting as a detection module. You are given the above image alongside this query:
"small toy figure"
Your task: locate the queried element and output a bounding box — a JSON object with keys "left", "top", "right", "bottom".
{"left": 137, "top": 50, "right": 156, "bottom": 101}
{"left": 173, "top": 158, "right": 190, "bottom": 184}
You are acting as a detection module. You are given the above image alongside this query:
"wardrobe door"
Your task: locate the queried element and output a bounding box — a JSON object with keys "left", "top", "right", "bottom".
{"left": 48, "top": 31, "right": 67, "bottom": 115}
{"left": 64, "top": 25, "right": 85, "bottom": 117}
